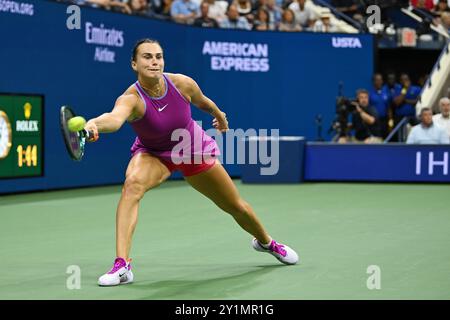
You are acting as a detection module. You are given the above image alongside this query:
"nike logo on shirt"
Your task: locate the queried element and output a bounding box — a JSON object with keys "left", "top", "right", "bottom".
{"left": 158, "top": 104, "right": 168, "bottom": 112}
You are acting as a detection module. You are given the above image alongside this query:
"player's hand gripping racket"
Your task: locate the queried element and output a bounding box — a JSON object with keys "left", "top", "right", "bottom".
{"left": 60, "top": 106, "right": 96, "bottom": 161}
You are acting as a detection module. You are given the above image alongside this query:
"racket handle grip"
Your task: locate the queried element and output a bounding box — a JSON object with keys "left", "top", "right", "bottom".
{"left": 81, "top": 129, "right": 97, "bottom": 142}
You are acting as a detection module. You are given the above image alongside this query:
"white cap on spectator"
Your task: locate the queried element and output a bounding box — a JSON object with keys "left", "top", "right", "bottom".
{"left": 320, "top": 9, "right": 332, "bottom": 19}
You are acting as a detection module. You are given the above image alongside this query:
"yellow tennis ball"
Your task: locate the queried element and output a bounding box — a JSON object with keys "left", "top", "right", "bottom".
{"left": 68, "top": 116, "right": 86, "bottom": 132}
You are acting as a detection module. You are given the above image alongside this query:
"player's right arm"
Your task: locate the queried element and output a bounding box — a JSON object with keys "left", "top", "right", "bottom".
{"left": 85, "top": 94, "right": 138, "bottom": 138}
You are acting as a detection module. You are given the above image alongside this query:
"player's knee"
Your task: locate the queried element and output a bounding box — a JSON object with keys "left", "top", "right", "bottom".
{"left": 122, "top": 175, "right": 147, "bottom": 200}
{"left": 157, "top": 170, "right": 171, "bottom": 186}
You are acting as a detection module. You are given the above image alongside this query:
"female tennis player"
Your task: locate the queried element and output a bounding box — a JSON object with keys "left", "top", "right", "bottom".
{"left": 85, "top": 39, "right": 298, "bottom": 286}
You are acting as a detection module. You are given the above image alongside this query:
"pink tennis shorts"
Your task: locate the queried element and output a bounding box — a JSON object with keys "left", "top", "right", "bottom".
{"left": 131, "top": 148, "right": 217, "bottom": 177}
{"left": 158, "top": 157, "right": 217, "bottom": 177}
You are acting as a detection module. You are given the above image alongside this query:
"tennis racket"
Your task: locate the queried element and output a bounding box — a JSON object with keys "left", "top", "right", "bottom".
{"left": 60, "top": 106, "right": 94, "bottom": 161}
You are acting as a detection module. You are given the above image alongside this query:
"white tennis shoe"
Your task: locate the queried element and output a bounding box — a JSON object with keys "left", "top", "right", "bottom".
{"left": 252, "top": 238, "right": 299, "bottom": 265}
{"left": 98, "top": 257, "right": 134, "bottom": 286}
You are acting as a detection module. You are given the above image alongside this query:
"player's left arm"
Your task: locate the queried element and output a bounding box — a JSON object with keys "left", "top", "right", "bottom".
{"left": 183, "top": 75, "right": 229, "bottom": 133}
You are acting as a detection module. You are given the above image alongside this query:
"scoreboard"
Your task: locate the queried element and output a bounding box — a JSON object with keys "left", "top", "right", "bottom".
{"left": 0, "top": 94, "right": 43, "bottom": 178}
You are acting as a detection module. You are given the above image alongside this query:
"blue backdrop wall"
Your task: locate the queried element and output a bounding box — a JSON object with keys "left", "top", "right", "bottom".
{"left": 0, "top": 0, "right": 373, "bottom": 193}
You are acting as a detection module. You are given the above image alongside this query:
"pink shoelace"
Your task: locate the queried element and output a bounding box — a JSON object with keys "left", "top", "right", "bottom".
{"left": 107, "top": 258, "right": 127, "bottom": 274}
{"left": 269, "top": 240, "right": 287, "bottom": 257}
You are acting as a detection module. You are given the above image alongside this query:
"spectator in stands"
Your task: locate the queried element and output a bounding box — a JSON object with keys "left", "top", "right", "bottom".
{"left": 273, "top": 0, "right": 291, "bottom": 8}
{"left": 288, "top": 0, "right": 316, "bottom": 28}
{"left": 433, "top": 97, "right": 450, "bottom": 138}
{"left": 392, "top": 73, "right": 421, "bottom": 128}
{"left": 384, "top": 72, "right": 402, "bottom": 98}
{"left": 411, "top": 0, "right": 434, "bottom": 11}
{"left": 220, "top": 4, "right": 252, "bottom": 29}
{"left": 432, "top": 1, "right": 450, "bottom": 32}
{"left": 194, "top": 2, "right": 220, "bottom": 27}
{"left": 382, "top": 72, "right": 401, "bottom": 137}
{"left": 170, "top": 0, "right": 200, "bottom": 24}
{"left": 150, "top": 0, "right": 163, "bottom": 13}
{"left": 266, "top": 0, "right": 283, "bottom": 30}
{"left": 253, "top": 7, "right": 271, "bottom": 30}
{"left": 151, "top": 0, "right": 173, "bottom": 18}
{"left": 432, "top": 0, "right": 450, "bottom": 17}
{"left": 339, "top": 89, "right": 382, "bottom": 144}
{"left": 253, "top": 0, "right": 267, "bottom": 11}
{"left": 331, "top": 0, "right": 363, "bottom": 22}
{"left": 278, "top": 8, "right": 302, "bottom": 31}
{"left": 162, "top": 0, "right": 174, "bottom": 16}
{"left": 312, "top": 10, "right": 338, "bottom": 32}
{"left": 83, "top": 0, "right": 110, "bottom": 9}
{"left": 234, "top": 0, "right": 254, "bottom": 23}
{"left": 369, "top": 73, "right": 391, "bottom": 138}
{"left": 127, "top": 0, "right": 153, "bottom": 16}
{"left": 85, "top": 0, "right": 131, "bottom": 13}
{"left": 440, "top": 12, "right": 450, "bottom": 32}
{"left": 205, "top": 0, "right": 228, "bottom": 23}
{"left": 277, "top": 0, "right": 288, "bottom": 8}
{"left": 407, "top": 107, "right": 450, "bottom": 144}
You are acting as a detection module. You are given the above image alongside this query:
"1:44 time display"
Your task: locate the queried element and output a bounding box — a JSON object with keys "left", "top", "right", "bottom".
{"left": 16, "top": 144, "right": 38, "bottom": 167}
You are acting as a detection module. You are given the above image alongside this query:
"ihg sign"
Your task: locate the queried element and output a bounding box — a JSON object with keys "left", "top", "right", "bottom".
{"left": 415, "top": 151, "right": 449, "bottom": 176}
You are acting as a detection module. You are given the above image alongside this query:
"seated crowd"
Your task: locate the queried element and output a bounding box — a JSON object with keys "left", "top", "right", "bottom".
{"left": 337, "top": 72, "right": 450, "bottom": 144}
{"left": 57, "top": 0, "right": 450, "bottom": 34}
{"left": 331, "top": 0, "right": 450, "bottom": 35}
{"left": 59, "top": 0, "right": 343, "bottom": 32}
{"left": 410, "top": 0, "right": 450, "bottom": 34}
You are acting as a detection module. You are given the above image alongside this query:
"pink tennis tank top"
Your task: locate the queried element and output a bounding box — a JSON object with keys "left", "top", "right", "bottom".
{"left": 130, "top": 74, "right": 219, "bottom": 163}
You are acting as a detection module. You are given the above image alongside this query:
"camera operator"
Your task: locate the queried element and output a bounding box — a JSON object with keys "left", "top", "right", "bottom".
{"left": 338, "top": 89, "right": 382, "bottom": 143}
